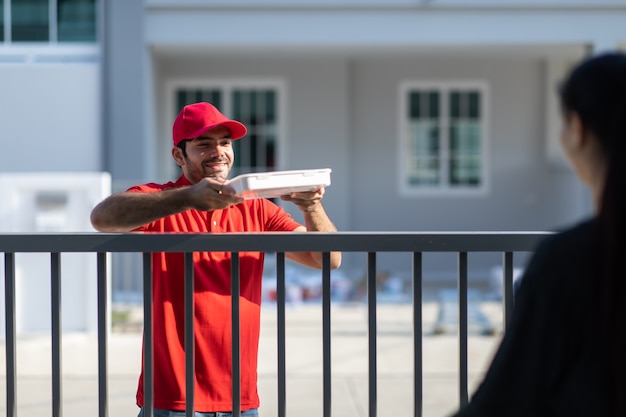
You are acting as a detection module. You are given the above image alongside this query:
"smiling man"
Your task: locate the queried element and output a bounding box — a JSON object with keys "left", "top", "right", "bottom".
{"left": 90, "top": 102, "right": 341, "bottom": 417}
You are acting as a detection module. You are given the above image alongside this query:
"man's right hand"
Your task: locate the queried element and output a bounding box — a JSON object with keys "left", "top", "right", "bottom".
{"left": 184, "top": 177, "right": 243, "bottom": 211}
{"left": 90, "top": 179, "right": 244, "bottom": 232}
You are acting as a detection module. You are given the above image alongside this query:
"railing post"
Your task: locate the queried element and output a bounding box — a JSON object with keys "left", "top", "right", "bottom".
{"left": 322, "top": 252, "right": 332, "bottom": 417}
{"left": 185, "top": 252, "right": 195, "bottom": 417}
{"left": 458, "top": 252, "right": 469, "bottom": 407}
{"left": 503, "top": 252, "right": 515, "bottom": 330}
{"left": 51, "top": 252, "right": 62, "bottom": 417}
{"left": 97, "top": 252, "right": 109, "bottom": 417}
{"left": 276, "top": 252, "right": 287, "bottom": 417}
{"left": 413, "top": 252, "right": 423, "bottom": 417}
{"left": 5, "top": 253, "right": 17, "bottom": 417}
{"left": 143, "top": 252, "right": 154, "bottom": 417}
{"left": 231, "top": 252, "right": 241, "bottom": 417}
{"left": 367, "top": 252, "right": 377, "bottom": 417}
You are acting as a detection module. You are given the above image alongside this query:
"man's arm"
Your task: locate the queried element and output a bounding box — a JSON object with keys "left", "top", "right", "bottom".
{"left": 90, "top": 178, "right": 243, "bottom": 232}
{"left": 281, "top": 188, "right": 342, "bottom": 270}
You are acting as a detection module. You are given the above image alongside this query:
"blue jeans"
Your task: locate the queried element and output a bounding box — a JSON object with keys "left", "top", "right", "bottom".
{"left": 137, "top": 408, "right": 259, "bottom": 417}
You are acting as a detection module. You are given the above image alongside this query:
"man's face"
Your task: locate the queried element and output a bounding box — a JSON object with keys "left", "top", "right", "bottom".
{"left": 173, "top": 125, "right": 235, "bottom": 183}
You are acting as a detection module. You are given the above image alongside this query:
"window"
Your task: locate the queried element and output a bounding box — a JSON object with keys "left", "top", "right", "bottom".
{"left": 0, "top": 0, "right": 4, "bottom": 42}
{"left": 12, "top": 0, "right": 49, "bottom": 42}
{"left": 2, "top": 0, "right": 96, "bottom": 42}
{"left": 57, "top": 0, "right": 96, "bottom": 42}
{"left": 175, "top": 85, "right": 280, "bottom": 178}
{"left": 400, "top": 82, "right": 488, "bottom": 195}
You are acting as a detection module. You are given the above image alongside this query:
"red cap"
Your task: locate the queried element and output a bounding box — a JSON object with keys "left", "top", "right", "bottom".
{"left": 172, "top": 102, "right": 247, "bottom": 146}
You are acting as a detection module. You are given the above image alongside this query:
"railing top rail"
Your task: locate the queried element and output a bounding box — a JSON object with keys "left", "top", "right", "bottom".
{"left": 0, "top": 231, "right": 551, "bottom": 253}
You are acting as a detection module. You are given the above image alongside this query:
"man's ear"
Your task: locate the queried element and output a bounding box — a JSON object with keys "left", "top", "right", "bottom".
{"left": 172, "top": 147, "right": 184, "bottom": 167}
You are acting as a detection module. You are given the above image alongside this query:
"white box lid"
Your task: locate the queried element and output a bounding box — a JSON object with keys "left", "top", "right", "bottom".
{"left": 226, "top": 168, "right": 332, "bottom": 200}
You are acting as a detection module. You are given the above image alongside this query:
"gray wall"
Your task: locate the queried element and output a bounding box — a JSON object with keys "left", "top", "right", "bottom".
{"left": 351, "top": 56, "right": 587, "bottom": 233}
{"left": 0, "top": 64, "right": 100, "bottom": 172}
{"left": 346, "top": 56, "right": 590, "bottom": 280}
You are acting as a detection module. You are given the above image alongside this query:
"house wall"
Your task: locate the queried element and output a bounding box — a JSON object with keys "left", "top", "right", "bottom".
{"left": 351, "top": 56, "right": 588, "bottom": 233}
{"left": 347, "top": 56, "right": 591, "bottom": 281}
{"left": 0, "top": 63, "right": 100, "bottom": 173}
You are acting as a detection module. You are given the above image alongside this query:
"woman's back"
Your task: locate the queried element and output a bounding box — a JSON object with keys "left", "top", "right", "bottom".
{"left": 450, "top": 52, "right": 626, "bottom": 417}
{"left": 459, "top": 219, "right": 611, "bottom": 416}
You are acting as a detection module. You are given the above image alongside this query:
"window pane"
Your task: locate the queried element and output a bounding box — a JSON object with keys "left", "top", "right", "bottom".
{"left": 449, "top": 158, "right": 481, "bottom": 186}
{"left": 232, "top": 88, "right": 278, "bottom": 176}
{"left": 407, "top": 121, "right": 440, "bottom": 185}
{"left": 204, "top": 90, "right": 221, "bottom": 108}
{"left": 0, "top": 0, "right": 4, "bottom": 42}
{"left": 449, "top": 92, "right": 460, "bottom": 118}
{"left": 176, "top": 91, "right": 187, "bottom": 112}
{"left": 263, "top": 90, "right": 276, "bottom": 168}
{"left": 449, "top": 120, "right": 481, "bottom": 186}
{"left": 176, "top": 89, "right": 221, "bottom": 113}
{"left": 265, "top": 90, "right": 276, "bottom": 124}
{"left": 468, "top": 92, "right": 480, "bottom": 119}
{"left": 410, "top": 122, "right": 440, "bottom": 155}
{"left": 428, "top": 91, "right": 439, "bottom": 118}
{"left": 58, "top": 0, "right": 96, "bottom": 42}
{"left": 407, "top": 89, "right": 442, "bottom": 186}
{"left": 232, "top": 89, "right": 262, "bottom": 171}
{"left": 408, "top": 157, "right": 439, "bottom": 185}
{"left": 409, "top": 92, "right": 421, "bottom": 118}
{"left": 12, "top": 0, "right": 49, "bottom": 42}
{"left": 233, "top": 90, "right": 243, "bottom": 120}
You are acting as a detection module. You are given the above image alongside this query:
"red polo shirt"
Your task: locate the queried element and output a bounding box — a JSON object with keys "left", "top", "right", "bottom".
{"left": 131, "top": 175, "right": 301, "bottom": 412}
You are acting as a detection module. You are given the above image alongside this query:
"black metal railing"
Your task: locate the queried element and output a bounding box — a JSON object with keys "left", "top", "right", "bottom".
{"left": 0, "top": 231, "right": 550, "bottom": 417}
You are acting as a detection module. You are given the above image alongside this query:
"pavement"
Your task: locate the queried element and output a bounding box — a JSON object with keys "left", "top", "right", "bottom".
{"left": 0, "top": 297, "right": 506, "bottom": 417}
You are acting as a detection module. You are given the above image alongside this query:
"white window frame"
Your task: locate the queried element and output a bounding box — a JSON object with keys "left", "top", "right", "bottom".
{"left": 398, "top": 80, "right": 490, "bottom": 197}
{"left": 164, "top": 78, "right": 287, "bottom": 181}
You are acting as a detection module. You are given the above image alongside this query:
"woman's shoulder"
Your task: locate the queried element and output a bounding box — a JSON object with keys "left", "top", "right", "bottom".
{"left": 519, "top": 217, "right": 601, "bottom": 292}
{"left": 533, "top": 217, "right": 600, "bottom": 260}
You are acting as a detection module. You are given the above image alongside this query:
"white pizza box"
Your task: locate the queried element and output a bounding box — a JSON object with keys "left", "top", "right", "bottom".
{"left": 226, "top": 168, "right": 332, "bottom": 199}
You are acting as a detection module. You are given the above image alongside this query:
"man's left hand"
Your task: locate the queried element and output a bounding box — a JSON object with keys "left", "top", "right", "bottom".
{"left": 280, "top": 187, "right": 325, "bottom": 212}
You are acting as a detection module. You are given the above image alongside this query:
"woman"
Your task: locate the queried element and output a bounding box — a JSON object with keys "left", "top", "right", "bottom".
{"left": 451, "top": 52, "right": 626, "bottom": 416}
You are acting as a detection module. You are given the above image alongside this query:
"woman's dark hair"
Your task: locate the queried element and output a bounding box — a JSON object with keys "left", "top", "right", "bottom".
{"left": 559, "top": 52, "right": 626, "bottom": 415}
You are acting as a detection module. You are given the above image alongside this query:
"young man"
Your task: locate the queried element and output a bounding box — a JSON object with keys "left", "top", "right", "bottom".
{"left": 90, "top": 102, "right": 341, "bottom": 416}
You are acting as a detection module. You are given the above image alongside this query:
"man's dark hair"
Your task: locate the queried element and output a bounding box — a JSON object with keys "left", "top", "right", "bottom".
{"left": 177, "top": 140, "right": 188, "bottom": 158}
